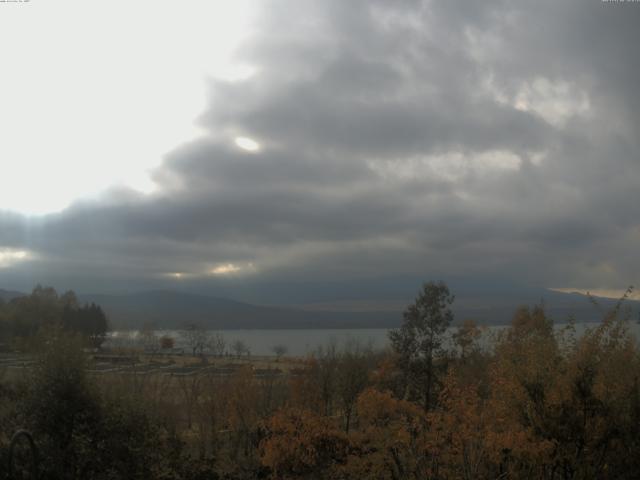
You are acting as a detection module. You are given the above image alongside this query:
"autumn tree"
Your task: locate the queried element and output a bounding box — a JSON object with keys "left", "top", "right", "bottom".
{"left": 343, "top": 388, "right": 432, "bottom": 479}
{"left": 508, "top": 304, "right": 553, "bottom": 341}
{"left": 370, "top": 353, "right": 405, "bottom": 399}
{"left": 8, "top": 285, "right": 61, "bottom": 338}
{"left": 19, "top": 328, "right": 170, "bottom": 478}
{"left": 487, "top": 305, "right": 572, "bottom": 477}
{"left": 389, "top": 281, "right": 454, "bottom": 411}
{"left": 336, "top": 340, "right": 372, "bottom": 433}
{"left": 452, "top": 319, "right": 482, "bottom": 361}
{"left": 22, "top": 328, "right": 100, "bottom": 477}
{"left": 450, "top": 319, "right": 490, "bottom": 389}
{"left": 176, "top": 373, "right": 203, "bottom": 430}
{"left": 288, "top": 359, "right": 324, "bottom": 414}
{"left": 226, "top": 366, "right": 260, "bottom": 460}
{"left": 312, "top": 342, "right": 339, "bottom": 416}
{"left": 256, "top": 368, "right": 288, "bottom": 419}
{"left": 59, "top": 290, "right": 79, "bottom": 308}
{"left": 260, "top": 408, "right": 348, "bottom": 478}
{"left": 195, "top": 373, "right": 225, "bottom": 459}
{"left": 1, "top": 286, "right": 109, "bottom": 347}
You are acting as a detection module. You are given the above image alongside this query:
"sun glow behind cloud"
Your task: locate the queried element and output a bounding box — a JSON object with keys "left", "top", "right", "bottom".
{"left": 0, "top": 0, "right": 254, "bottom": 215}
{"left": 210, "top": 262, "right": 256, "bottom": 276}
{"left": 0, "top": 248, "right": 32, "bottom": 268}
{"left": 161, "top": 262, "right": 256, "bottom": 279}
{"left": 235, "top": 137, "right": 261, "bottom": 152}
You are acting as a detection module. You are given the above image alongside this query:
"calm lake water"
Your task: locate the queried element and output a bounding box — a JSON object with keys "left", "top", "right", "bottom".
{"left": 108, "top": 322, "right": 640, "bottom": 357}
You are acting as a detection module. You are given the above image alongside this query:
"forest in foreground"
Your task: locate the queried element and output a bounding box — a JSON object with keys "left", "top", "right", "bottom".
{"left": 1, "top": 282, "right": 640, "bottom": 479}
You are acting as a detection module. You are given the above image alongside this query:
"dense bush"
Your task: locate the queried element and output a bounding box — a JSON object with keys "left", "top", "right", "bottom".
{"left": 0, "top": 286, "right": 108, "bottom": 348}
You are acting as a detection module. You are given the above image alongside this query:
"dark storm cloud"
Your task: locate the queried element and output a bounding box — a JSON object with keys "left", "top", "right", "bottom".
{"left": 1, "top": 0, "right": 639, "bottom": 297}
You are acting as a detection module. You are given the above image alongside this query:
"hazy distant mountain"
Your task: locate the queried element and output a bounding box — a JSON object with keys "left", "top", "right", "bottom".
{"left": 2, "top": 286, "right": 636, "bottom": 329}
{"left": 76, "top": 288, "right": 640, "bottom": 330}
{"left": 79, "top": 290, "right": 398, "bottom": 330}
{"left": 450, "top": 288, "right": 639, "bottom": 325}
{"left": 0, "top": 289, "right": 25, "bottom": 302}
{"left": 295, "top": 288, "right": 640, "bottom": 326}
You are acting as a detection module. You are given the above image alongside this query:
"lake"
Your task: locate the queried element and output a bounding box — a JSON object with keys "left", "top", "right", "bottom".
{"left": 107, "top": 322, "right": 640, "bottom": 357}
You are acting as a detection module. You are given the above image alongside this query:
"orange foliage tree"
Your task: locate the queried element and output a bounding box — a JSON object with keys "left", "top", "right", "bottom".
{"left": 340, "top": 388, "right": 434, "bottom": 479}
{"left": 259, "top": 408, "right": 348, "bottom": 479}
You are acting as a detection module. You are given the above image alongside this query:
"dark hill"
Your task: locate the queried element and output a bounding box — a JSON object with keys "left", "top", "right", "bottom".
{"left": 79, "top": 290, "right": 398, "bottom": 329}
{"left": 77, "top": 288, "right": 640, "bottom": 330}
{"left": 0, "top": 289, "right": 25, "bottom": 302}
{"left": 3, "top": 286, "right": 637, "bottom": 329}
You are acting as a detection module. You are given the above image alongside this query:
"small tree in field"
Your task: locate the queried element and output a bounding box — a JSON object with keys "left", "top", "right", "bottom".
{"left": 271, "top": 344, "right": 288, "bottom": 361}
{"left": 182, "top": 323, "right": 209, "bottom": 356}
{"left": 232, "top": 339, "right": 248, "bottom": 358}
{"left": 159, "top": 335, "right": 175, "bottom": 350}
{"left": 389, "top": 281, "right": 454, "bottom": 412}
{"left": 208, "top": 332, "right": 226, "bottom": 357}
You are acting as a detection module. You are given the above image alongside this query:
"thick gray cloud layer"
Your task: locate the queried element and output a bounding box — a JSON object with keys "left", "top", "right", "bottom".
{"left": 2, "top": 0, "right": 639, "bottom": 299}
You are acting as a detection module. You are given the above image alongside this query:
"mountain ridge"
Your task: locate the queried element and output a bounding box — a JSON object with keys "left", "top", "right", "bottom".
{"left": 79, "top": 288, "right": 639, "bottom": 330}
{"left": 3, "top": 287, "right": 638, "bottom": 329}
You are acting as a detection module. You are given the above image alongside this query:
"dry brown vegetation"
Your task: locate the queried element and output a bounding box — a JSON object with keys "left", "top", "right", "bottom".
{"left": 1, "top": 286, "right": 640, "bottom": 479}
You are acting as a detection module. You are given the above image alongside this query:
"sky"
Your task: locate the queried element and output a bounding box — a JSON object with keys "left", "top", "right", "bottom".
{"left": 0, "top": 0, "right": 639, "bottom": 303}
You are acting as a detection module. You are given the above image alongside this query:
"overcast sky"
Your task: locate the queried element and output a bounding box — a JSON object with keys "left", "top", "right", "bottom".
{"left": 1, "top": 0, "right": 639, "bottom": 303}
